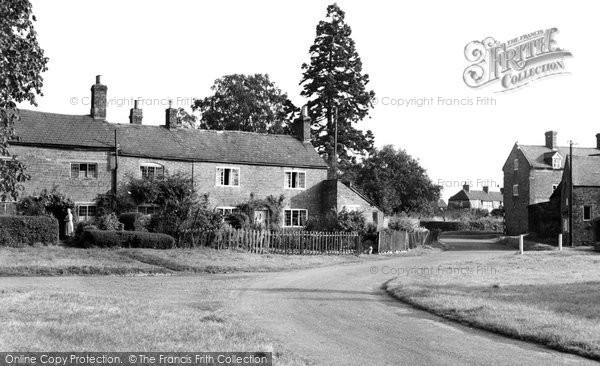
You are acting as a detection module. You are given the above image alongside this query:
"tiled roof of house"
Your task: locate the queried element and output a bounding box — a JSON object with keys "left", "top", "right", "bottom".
{"left": 12, "top": 109, "right": 329, "bottom": 169}
{"left": 518, "top": 144, "right": 600, "bottom": 169}
{"left": 568, "top": 156, "right": 600, "bottom": 186}
{"left": 448, "top": 189, "right": 503, "bottom": 203}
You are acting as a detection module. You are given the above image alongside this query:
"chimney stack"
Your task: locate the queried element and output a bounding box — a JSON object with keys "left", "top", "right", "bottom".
{"left": 596, "top": 133, "right": 600, "bottom": 149}
{"left": 483, "top": 186, "right": 489, "bottom": 193}
{"left": 545, "top": 131, "right": 558, "bottom": 150}
{"left": 463, "top": 184, "right": 470, "bottom": 192}
{"left": 165, "top": 100, "right": 180, "bottom": 129}
{"left": 298, "top": 105, "right": 311, "bottom": 143}
{"left": 91, "top": 75, "right": 107, "bottom": 120}
{"left": 129, "top": 99, "right": 143, "bottom": 125}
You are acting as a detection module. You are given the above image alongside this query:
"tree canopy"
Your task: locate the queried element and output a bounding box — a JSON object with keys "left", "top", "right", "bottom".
{"left": 349, "top": 145, "right": 441, "bottom": 215}
{"left": 0, "top": 0, "right": 48, "bottom": 200}
{"left": 300, "top": 3, "right": 375, "bottom": 173}
{"left": 191, "top": 74, "right": 298, "bottom": 134}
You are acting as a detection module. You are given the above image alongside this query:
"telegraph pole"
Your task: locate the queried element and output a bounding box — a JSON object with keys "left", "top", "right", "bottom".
{"left": 333, "top": 106, "right": 338, "bottom": 179}
{"left": 569, "top": 140, "right": 574, "bottom": 247}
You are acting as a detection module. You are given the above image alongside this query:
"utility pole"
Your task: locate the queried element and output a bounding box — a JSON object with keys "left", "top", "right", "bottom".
{"left": 569, "top": 140, "right": 574, "bottom": 247}
{"left": 333, "top": 106, "right": 338, "bottom": 179}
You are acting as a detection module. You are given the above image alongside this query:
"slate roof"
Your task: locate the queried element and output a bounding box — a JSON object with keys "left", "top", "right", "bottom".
{"left": 448, "top": 189, "right": 503, "bottom": 203}
{"left": 518, "top": 144, "right": 600, "bottom": 169}
{"left": 12, "top": 109, "right": 329, "bottom": 169}
{"left": 567, "top": 156, "right": 600, "bottom": 186}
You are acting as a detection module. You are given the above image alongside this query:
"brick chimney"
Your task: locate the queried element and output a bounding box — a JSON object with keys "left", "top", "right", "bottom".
{"left": 129, "top": 100, "right": 143, "bottom": 125}
{"left": 596, "top": 133, "right": 600, "bottom": 149}
{"left": 483, "top": 186, "right": 489, "bottom": 193}
{"left": 463, "top": 184, "right": 470, "bottom": 192}
{"left": 545, "top": 130, "right": 557, "bottom": 150}
{"left": 297, "top": 105, "right": 311, "bottom": 143}
{"left": 165, "top": 100, "right": 180, "bottom": 129}
{"left": 91, "top": 75, "right": 107, "bottom": 120}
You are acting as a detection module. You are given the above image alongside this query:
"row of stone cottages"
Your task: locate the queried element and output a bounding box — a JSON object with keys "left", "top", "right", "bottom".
{"left": 1, "top": 76, "right": 385, "bottom": 235}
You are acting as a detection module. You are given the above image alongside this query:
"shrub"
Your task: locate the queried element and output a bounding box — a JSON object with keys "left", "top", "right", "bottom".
{"left": 135, "top": 214, "right": 151, "bottom": 232}
{"left": 225, "top": 212, "right": 250, "bottom": 229}
{"left": 0, "top": 215, "right": 58, "bottom": 246}
{"left": 80, "top": 230, "right": 175, "bottom": 249}
{"left": 96, "top": 213, "right": 120, "bottom": 231}
{"left": 16, "top": 188, "right": 74, "bottom": 221}
{"left": 388, "top": 216, "right": 419, "bottom": 232}
{"left": 420, "top": 219, "right": 504, "bottom": 234}
{"left": 305, "top": 209, "right": 365, "bottom": 232}
{"left": 305, "top": 210, "right": 339, "bottom": 232}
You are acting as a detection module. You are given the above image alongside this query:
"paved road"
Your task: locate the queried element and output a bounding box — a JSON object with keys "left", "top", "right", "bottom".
{"left": 235, "top": 236, "right": 596, "bottom": 365}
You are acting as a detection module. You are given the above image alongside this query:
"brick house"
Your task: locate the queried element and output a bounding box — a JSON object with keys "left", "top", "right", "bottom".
{"left": 7, "top": 76, "right": 385, "bottom": 230}
{"left": 502, "top": 131, "right": 600, "bottom": 235}
{"left": 447, "top": 184, "right": 502, "bottom": 211}
{"left": 557, "top": 156, "right": 600, "bottom": 245}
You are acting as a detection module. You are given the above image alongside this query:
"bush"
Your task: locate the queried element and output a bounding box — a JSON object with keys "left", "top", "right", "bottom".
{"left": 225, "top": 212, "right": 250, "bottom": 229}
{"left": 304, "top": 209, "right": 365, "bottom": 232}
{"left": 79, "top": 230, "right": 175, "bottom": 249}
{"left": 420, "top": 219, "right": 504, "bottom": 234}
{"left": 119, "top": 212, "right": 142, "bottom": 231}
{"left": 96, "top": 213, "right": 121, "bottom": 231}
{"left": 75, "top": 221, "right": 98, "bottom": 237}
{"left": 388, "top": 216, "right": 419, "bottom": 232}
{"left": 0, "top": 215, "right": 58, "bottom": 246}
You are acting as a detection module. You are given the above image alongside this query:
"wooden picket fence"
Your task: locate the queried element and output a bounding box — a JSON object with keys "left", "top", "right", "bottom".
{"left": 180, "top": 228, "right": 360, "bottom": 255}
{"left": 377, "top": 229, "right": 431, "bottom": 253}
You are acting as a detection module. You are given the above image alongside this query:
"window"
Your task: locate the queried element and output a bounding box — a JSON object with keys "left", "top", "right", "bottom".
{"left": 552, "top": 156, "right": 562, "bottom": 170}
{"left": 71, "top": 163, "right": 98, "bottom": 179}
{"left": 513, "top": 159, "right": 519, "bottom": 171}
{"left": 552, "top": 184, "right": 558, "bottom": 192}
{"left": 77, "top": 204, "right": 97, "bottom": 222}
{"left": 284, "top": 209, "right": 307, "bottom": 227}
{"left": 140, "top": 163, "right": 164, "bottom": 180}
{"left": 216, "top": 207, "right": 236, "bottom": 216}
{"left": 342, "top": 205, "right": 361, "bottom": 212}
{"left": 285, "top": 171, "right": 306, "bottom": 189}
{"left": 137, "top": 204, "right": 160, "bottom": 215}
{"left": 216, "top": 167, "right": 240, "bottom": 186}
{"left": 583, "top": 206, "right": 592, "bottom": 221}
{"left": 512, "top": 184, "right": 519, "bottom": 196}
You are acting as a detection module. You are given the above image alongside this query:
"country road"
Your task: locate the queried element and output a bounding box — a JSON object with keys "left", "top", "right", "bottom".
{"left": 235, "top": 237, "right": 596, "bottom": 366}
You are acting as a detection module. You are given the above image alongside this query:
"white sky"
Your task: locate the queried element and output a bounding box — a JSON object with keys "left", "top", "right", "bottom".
{"left": 21, "top": 0, "right": 600, "bottom": 201}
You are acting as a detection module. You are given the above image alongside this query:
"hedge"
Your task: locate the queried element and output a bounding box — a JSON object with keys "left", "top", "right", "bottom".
{"left": 80, "top": 230, "right": 175, "bottom": 249}
{"left": 420, "top": 219, "right": 504, "bottom": 237}
{"left": 0, "top": 215, "right": 59, "bottom": 247}
{"left": 119, "top": 212, "right": 142, "bottom": 231}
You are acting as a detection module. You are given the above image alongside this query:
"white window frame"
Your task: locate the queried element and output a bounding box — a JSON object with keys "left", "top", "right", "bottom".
{"left": 583, "top": 205, "right": 592, "bottom": 221}
{"left": 140, "top": 163, "right": 164, "bottom": 180}
{"left": 552, "top": 156, "right": 562, "bottom": 170}
{"left": 216, "top": 167, "right": 240, "bottom": 187}
{"left": 284, "top": 170, "right": 306, "bottom": 189}
{"left": 512, "top": 184, "right": 519, "bottom": 197}
{"left": 76, "top": 203, "right": 97, "bottom": 222}
{"left": 216, "top": 206, "right": 236, "bottom": 216}
{"left": 513, "top": 158, "right": 519, "bottom": 171}
{"left": 70, "top": 162, "right": 98, "bottom": 179}
{"left": 283, "top": 209, "right": 308, "bottom": 227}
{"left": 342, "top": 204, "right": 361, "bottom": 212}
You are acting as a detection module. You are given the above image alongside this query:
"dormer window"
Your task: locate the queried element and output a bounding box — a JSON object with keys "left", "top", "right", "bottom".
{"left": 552, "top": 156, "right": 562, "bottom": 169}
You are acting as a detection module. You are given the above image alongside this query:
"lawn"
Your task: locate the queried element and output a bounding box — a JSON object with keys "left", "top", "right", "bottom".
{"left": 0, "top": 275, "right": 311, "bottom": 365}
{"left": 385, "top": 248, "right": 600, "bottom": 360}
{"left": 0, "top": 245, "right": 381, "bottom": 276}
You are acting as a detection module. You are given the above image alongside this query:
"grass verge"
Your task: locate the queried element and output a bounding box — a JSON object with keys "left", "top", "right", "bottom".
{"left": 0, "top": 276, "right": 311, "bottom": 365}
{"left": 385, "top": 248, "right": 600, "bottom": 360}
{"left": 0, "top": 245, "right": 382, "bottom": 276}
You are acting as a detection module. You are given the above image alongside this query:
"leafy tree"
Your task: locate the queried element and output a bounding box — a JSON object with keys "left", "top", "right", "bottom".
{"left": 16, "top": 187, "right": 75, "bottom": 221}
{"left": 191, "top": 74, "right": 298, "bottom": 134}
{"left": 350, "top": 145, "right": 441, "bottom": 215}
{"left": 0, "top": 0, "right": 48, "bottom": 200}
{"left": 300, "top": 3, "right": 375, "bottom": 173}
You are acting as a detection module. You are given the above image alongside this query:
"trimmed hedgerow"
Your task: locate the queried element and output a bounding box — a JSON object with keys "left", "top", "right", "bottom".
{"left": 0, "top": 215, "right": 59, "bottom": 247}
{"left": 80, "top": 230, "right": 175, "bottom": 249}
